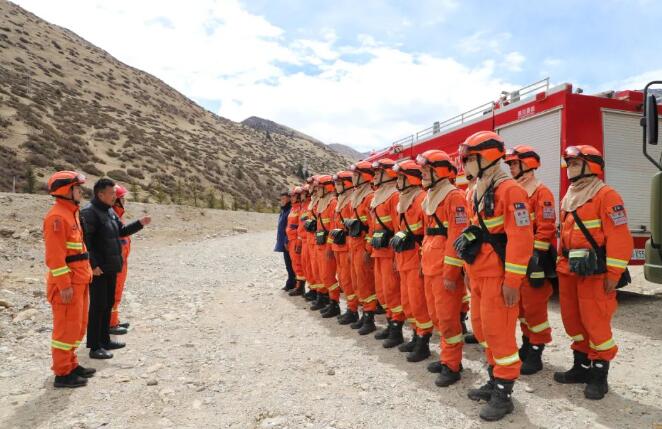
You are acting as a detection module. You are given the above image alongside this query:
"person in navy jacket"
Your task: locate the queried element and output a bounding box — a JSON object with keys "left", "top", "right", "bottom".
{"left": 275, "top": 190, "right": 295, "bottom": 291}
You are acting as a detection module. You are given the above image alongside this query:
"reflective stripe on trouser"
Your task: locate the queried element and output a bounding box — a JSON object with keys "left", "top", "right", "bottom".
{"left": 110, "top": 262, "right": 128, "bottom": 327}
{"left": 374, "top": 257, "right": 403, "bottom": 322}
{"left": 335, "top": 251, "right": 358, "bottom": 311}
{"left": 423, "top": 275, "right": 438, "bottom": 330}
{"left": 308, "top": 240, "right": 324, "bottom": 293}
{"left": 401, "top": 269, "right": 432, "bottom": 335}
{"left": 427, "top": 274, "right": 465, "bottom": 372}
{"left": 316, "top": 243, "right": 337, "bottom": 298}
{"left": 350, "top": 243, "right": 376, "bottom": 311}
{"left": 288, "top": 240, "right": 305, "bottom": 280}
{"left": 471, "top": 276, "right": 521, "bottom": 381}
{"left": 558, "top": 272, "right": 618, "bottom": 361}
{"left": 517, "top": 278, "right": 553, "bottom": 345}
{"left": 50, "top": 283, "right": 88, "bottom": 376}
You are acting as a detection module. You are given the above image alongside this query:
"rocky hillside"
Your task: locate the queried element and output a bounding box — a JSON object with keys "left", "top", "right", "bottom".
{"left": 327, "top": 143, "right": 367, "bottom": 161}
{"left": 0, "top": 1, "right": 351, "bottom": 210}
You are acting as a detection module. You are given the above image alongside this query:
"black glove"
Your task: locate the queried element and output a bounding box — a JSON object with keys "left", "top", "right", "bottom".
{"left": 453, "top": 225, "right": 483, "bottom": 264}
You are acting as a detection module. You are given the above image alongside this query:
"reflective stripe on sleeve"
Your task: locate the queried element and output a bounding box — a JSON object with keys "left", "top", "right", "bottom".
{"left": 444, "top": 256, "right": 464, "bottom": 267}
{"left": 606, "top": 257, "right": 628, "bottom": 269}
{"left": 65, "top": 242, "right": 84, "bottom": 250}
{"left": 574, "top": 219, "right": 601, "bottom": 229}
{"left": 50, "top": 266, "right": 71, "bottom": 277}
{"left": 534, "top": 240, "right": 551, "bottom": 251}
{"left": 483, "top": 215, "right": 505, "bottom": 229}
{"left": 505, "top": 262, "right": 527, "bottom": 275}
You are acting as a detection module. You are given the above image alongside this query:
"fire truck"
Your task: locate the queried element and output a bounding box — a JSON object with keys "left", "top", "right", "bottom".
{"left": 364, "top": 78, "right": 662, "bottom": 294}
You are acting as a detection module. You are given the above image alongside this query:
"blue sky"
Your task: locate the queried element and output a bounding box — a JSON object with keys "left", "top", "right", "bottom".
{"left": 14, "top": 0, "right": 662, "bottom": 151}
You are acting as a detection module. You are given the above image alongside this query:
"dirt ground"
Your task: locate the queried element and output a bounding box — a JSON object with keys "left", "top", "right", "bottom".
{"left": 0, "top": 192, "right": 661, "bottom": 429}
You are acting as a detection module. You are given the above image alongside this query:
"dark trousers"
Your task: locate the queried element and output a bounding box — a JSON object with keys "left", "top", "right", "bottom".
{"left": 87, "top": 272, "right": 117, "bottom": 350}
{"left": 283, "top": 250, "right": 296, "bottom": 288}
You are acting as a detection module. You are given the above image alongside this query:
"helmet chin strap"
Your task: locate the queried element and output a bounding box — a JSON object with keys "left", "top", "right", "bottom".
{"left": 513, "top": 162, "right": 535, "bottom": 180}
{"left": 476, "top": 157, "right": 500, "bottom": 179}
{"left": 54, "top": 193, "right": 79, "bottom": 206}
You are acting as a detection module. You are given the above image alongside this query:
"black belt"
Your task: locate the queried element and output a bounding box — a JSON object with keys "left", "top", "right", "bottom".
{"left": 65, "top": 252, "right": 89, "bottom": 263}
{"left": 426, "top": 227, "right": 447, "bottom": 236}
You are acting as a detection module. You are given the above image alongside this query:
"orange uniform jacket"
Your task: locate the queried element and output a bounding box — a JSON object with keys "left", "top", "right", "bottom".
{"left": 287, "top": 202, "right": 302, "bottom": 244}
{"left": 370, "top": 193, "right": 399, "bottom": 259}
{"left": 421, "top": 189, "right": 468, "bottom": 280}
{"left": 557, "top": 186, "right": 633, "bottom": 282}
{"left": 530, "top": 184, "right": 557, "bottom": 252}
{"left": 44, "top": 199, "right": 93, "bottom": 296}
{"left": 331, "top": 198, "right": 353, "bottom": 253}
{"left": 394, "top": 192, "right": 426, "bottom": 271}
{"left": 470, "top": 180, "right": 534, "bottom": 287}
{"left": 349, "top": 194, "right": 374, "bottom": 253}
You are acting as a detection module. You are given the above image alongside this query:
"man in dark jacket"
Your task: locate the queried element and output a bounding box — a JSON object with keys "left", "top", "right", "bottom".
{"left": 81, "top": 178, "right": 151, "bottom": 359}
{"left": 275, "top": 190, "right": 295, "bottom": 291}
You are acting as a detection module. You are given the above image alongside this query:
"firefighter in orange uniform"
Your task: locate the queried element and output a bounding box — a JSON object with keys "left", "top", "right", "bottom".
{"left": 347, "top": 161, "right": 378, "bottom": 334}
{"left": 455, "top": 131, "right": 534, "bottom": 421}
{"left": 313, "top": 175, "right": 340, "bottom": 316}
{"left": 286, "top": 187, "right": 307, "bottom": 296}
{"left": 305, "top": 177, "right": 326, "bottom": 309}
{"left": 331, "top": 171, "right": 360, "bottom": 324}
{"left": 416, "top": 150, "right": 468, "bottom": 386}
{"left": 297, "top": 184, "right": 316, "bottom": 300}
{"left": 390, "top": 160, "right": 435, "bottom": 361}
{"left": 43, "top": 171, "right": 95, "bottom": 388}
{"left": 462, "top": 173, "right": 479, "bottom": 345}
{"left": 369, "top": 159, "right": 405, "bottom": 346}
{"left": 554, "top": 145, "right": 633, "bottom": 400}
{"left": 109, "top": 185, "right": 132, "bottom": 335}
{"left": 505, "top": 146, "right": 556, "bottom": 375}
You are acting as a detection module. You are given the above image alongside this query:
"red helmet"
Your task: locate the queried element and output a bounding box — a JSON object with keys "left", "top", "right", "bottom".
{"left": 563, "top": 145, "right": 604, "bottom": 176}
{"left": 114, "top": 184, "right": 129, "bottom": 199}
{"left": 459, "top": 131, "right": 505, "bottom": 163}
{"left": 393, "top": 160, "right": 422, "bottom": 187}
{"left": 350, "top": 161, "right": 375, "bottom": 183}
{"left": 416, "top": 150, "right": 455, "bottom": 180}
{"left": 314, "top": 174, "right": 335, "bottom": 193}
{"left": 48, "top": 171, "right": 86, "bottom": 198}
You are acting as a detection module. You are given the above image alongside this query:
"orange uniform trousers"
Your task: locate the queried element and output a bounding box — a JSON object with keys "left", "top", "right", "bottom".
{"left": 288, "top": 240, "right": 305, "bottom": 281}
{"left": 518, "top": 279, "right": 553, "bottom": 344}
{"left": 558, "top": 272, "right": 618, "bottom": 361}
{"left": 110, "top": 242, "right": 130, "bottom": 327}
{"left": 373, "top": 257, "right": 404, "bottom": 321}
{"left": 425, "top": 274, "right": 465, "bottom": 371}
{"left": 470, "top": 277, "right": 521, "bottom": 380}
{"left": 316, "top": 243, "right": 338, "bottom": 300}
{"left": 336, "top": 250, "right": 358, "bottom": 311}
{"left": 401, "top": 269, "right": 432, "bottom": 335}
{"left": 349, "top": 240, "right": 376, "bottom": 312}
{"left": 49, "top": 282, "right": 89, "bottom": 376}
{"left": 307, "top": 237, "right": 324, "bottom": 293}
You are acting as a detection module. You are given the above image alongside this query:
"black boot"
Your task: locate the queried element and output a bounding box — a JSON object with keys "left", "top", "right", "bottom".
{"left": 54, "top": 372, "right": 88, "bottom": 388}
{"left": 310, "top": 293, "right": 329, "bottom": 311}
{"left": 289, "top": 280, "right": 305, "bottom": 296}
{"left": 321, "top": 301, "right": 341, "bottom": 318}
{"left": 358, "top": 312, "right": 376, "bottom": 335}
{"left": 435, "top": 364, "right": 462, "bottom": 387}
{"left": 468, "top": 366, "right": 495, "bottom": 401}
{"left": 427, "top": 361, "right": 443, "bottom": 373}
{"left": 320, "top": 300, "right": 334, "bottom": 316}
{"left": 407, "top": 333, "right": 431, "bottom": 362}
{"left": 374, "top": 318, "right": 391, "bottom": 340}
{"left": 519, "top": 335, "right": 531, "bottom": 361}
{"left": 383, "top": 321, "right": 404, "bottom": 348}
{"left": 350, "top": 312, "right": 365, "bottom": 330}
{"left": 282, "top": 281, "right": 296, "bottom": 291}
{"left": 399, "top": 332, "right": 418, "bottom": 353}
{"left": 521, "top": 344, "right": 545, "bottom": 375}
{"left": 460, "top": 312, "right": 478, "bottom": 344}
{"left": 375, "top": 302, "right": 386, "bottom": 315}
{"left": 553, "top": 351, "right": 591, "bottom": 384}
{"left": 73, "top": 365, "right": 96, "bottom": 378}
{"left": 584, "top": 360, "right": 610, "bottom": 400}
{"left": 479, "top": 379, "right": 515, "bottom": 421}
{"left": 303, "top": 289, "right": 317, "bottom": 302}
{"left": 338, "top": 309, "right": 359, "bottom": 325}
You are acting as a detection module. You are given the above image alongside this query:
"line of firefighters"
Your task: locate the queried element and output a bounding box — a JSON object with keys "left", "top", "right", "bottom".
{"left": 282, "top": 131, "right": 633, "bottom": 421}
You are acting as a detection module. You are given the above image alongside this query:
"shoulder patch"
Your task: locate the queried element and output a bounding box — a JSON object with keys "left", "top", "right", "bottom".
{"left": 609, "top": 205, "right": 628, "bottom": 226}
{"left": 52, "top": 218, "right": 61, "bottom": 232}
{"left": 455, "top": 206, "right": 468, "bottom": 225}
{"left": 514, "top": 202, "right": 530, "bottom": 226}
{"left": 542, "top": 203, "right": 555, "bottom": 220}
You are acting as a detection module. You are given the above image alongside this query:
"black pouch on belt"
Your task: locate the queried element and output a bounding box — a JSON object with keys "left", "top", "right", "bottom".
{"left": 330, "top": 228, "right": 347, "bottom": 245}
{"left": 453, "top": 224, "right": 483, "bottom": 264}
{"left": 526, "top": 250, "right": 546, "bottom": 287}
{"left": 304, "top": 218, "right": 317, "bottom": 232}
{"left": 371, "top": 229, "right": 394, "bottom": 249}
{"left": 390, "top": 230, "right": 415, "bottom": 252}
{"left": 315, "top": 230, "right": 329, "bottom": 245}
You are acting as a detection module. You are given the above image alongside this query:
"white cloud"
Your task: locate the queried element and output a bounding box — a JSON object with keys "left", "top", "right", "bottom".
{"left": 503, "top": 51, "right": 525, "bottom": 72}
{"left": 14, "top": 0, "right": 519, "bottom": 152}
{"left": 458, "top": 31, "right": 511, "bottom": 54}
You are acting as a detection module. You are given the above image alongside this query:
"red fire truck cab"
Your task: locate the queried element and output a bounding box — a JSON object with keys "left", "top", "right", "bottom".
{"left": 364, "top": 78, "right": 662, "bottom": 294}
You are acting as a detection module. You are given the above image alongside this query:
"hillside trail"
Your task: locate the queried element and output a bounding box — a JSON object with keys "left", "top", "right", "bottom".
{"left": 0, "top": 229, "right": 661, "bottom": 429}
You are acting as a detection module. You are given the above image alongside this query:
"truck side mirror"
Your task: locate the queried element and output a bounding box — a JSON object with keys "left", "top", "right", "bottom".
{"left": 645, "top": 94, "right": 658, "bottom": 145}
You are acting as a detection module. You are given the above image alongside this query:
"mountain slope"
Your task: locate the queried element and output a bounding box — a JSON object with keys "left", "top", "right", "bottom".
{"left": 327, "top": 143, "right": 367, "bottom": 161}
{"left": 0, "top": 0, "right": 351, "bottom": 209}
